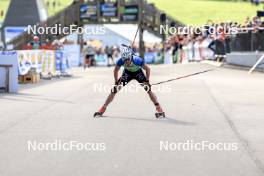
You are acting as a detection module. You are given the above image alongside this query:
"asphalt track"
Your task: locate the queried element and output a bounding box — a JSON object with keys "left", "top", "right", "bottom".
{"left": 0, "top": 63, "right": 264, "bottom": 176}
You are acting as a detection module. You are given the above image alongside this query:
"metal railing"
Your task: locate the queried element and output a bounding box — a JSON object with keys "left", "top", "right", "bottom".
{"left": 231, "top": 31, "right": 264, "bottom": 52}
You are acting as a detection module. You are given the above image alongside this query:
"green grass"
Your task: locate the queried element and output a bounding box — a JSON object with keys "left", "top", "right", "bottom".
{"left": 43, "top": 0, "right": 73, "bottom": 16}
{"left": 0, "top": 0, "right": 73, "bottom": 22}
{"left": 0, "top": 0, "right": 10, "bottom": 22}
{"left": 148, "top": 0, "right": 263, "bottom": 25}
{"left": 0, "top": 0, "right": 263, "bottom": 25}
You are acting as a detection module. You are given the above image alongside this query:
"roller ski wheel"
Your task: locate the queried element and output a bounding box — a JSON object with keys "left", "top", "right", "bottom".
{"left": 94, "top": 107, "right": 106, "bottom": 118}
{"left": 155, "top": 105, "right": 165, "bottom": 118}
{"left": 94, "top": 112, "right": 103, "bottom": 118}
{"left": 155, "top": 112, "right": 165, "bottom": 118}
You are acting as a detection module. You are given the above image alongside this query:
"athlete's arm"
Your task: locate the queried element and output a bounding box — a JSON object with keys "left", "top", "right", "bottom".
{"left": 114, "top": 65, "right": 120, "bottom": 83}
{"left": 142, "top": 64, "right": 150, "bottom": 81}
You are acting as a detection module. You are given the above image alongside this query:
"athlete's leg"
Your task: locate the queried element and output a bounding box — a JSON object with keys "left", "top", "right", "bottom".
{"left": 110, "top": 55, "right": 115, "bottom": 66}
{"left": 147, "top": 90, "right": 163, "bottom": 113}
{"left": 143, "top": 82, "right": 162, "bottom": 110}
{"left": 97, "top": 70, "right": 132, "bottom": 114}
{"left": 136, "top": 70, "right": 163, "bottom": 112}
{"left": 147, "top": 90, "right": 159, "bottom": 105}
{"left": 102, "top": 82, "right": 122, "bottom": 108}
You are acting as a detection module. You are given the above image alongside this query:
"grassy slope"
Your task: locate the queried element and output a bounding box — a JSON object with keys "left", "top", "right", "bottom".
{"left": 0, "top": 0, "right": 73, "bottom": 22}
{"left": 43, "top": 0, "right": 73, "bottom": 16}
{"left": 148, "top": 0, "right": 262, "bottom": 25}
{"left": 0, "top": 0, "right": 10, "bottom": 22}
{"left": 0, "top": 0, "right": 262, "bottom": 25}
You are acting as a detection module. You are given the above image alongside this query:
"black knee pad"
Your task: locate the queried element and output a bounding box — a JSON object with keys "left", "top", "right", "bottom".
{"left": 111, "top": 85, "right": 118, "bottom": 93}
{"left": 143, "top": 83, "right": 151, "bottom": 92}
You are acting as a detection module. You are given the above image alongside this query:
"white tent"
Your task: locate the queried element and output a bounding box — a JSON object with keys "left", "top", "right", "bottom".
{"left": 65, "top": 24, "right": 162, "bottom": 47}
{"left": 104, "top": 24, "right": 162, "bottom": 44}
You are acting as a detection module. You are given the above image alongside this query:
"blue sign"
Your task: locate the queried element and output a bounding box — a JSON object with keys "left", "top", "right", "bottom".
{"left": 144, "top": 52, "right": 155, "bottom": 63}
{"left": 80, "top": 4, "right": 97, "bottom": 20}
{"left": 101, "top": 3, "right": 117, "bottom": 17}
{"left": 4, "top": 27, "right": 27, "bottom": 43}
{"left": 55, "top": 51, "right": 65, "bottom": 71}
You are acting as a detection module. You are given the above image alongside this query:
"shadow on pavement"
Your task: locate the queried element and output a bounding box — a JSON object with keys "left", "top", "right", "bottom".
{"left": 99, "top": 116, "right": 196, "bottom": 126}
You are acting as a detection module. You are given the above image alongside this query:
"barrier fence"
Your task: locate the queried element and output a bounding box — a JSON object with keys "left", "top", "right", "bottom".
{"left": 230, "top": 32, "right": 264, "bottom": 52}
{"left": 17, "top": 50, "right": 56, "bottom": 76}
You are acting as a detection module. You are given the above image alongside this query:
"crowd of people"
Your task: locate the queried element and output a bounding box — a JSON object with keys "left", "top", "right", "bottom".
{"left": 166, "top": 15, "right": 264, "bottom": 63}
{"left": 82, "top": 44, "right": 121, "bottom": 68}
{"left": 250, "top": 0, "right": 264, "bottom": 6}
{"left": 45, "top": 0, "right": 62, "bottom": 9}
{"left": 81, "top": 14, "right": 264, "bottom": 67}
{"left": 81, "top": 42, "right": 165, "bottom": 68}
{"left": 21, "top": 14, "right": 264, "bottom": 67}
{"left": 23, "top": 36, "right": 65, "bottom": 50}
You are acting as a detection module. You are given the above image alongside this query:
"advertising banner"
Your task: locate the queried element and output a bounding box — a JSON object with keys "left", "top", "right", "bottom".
{"left": 0, "top": 51, "right": 19, "bottom": 93}
{"left": 17, "top": 50, "right": 56, "bottom": 76}
{"left": 41, "top": 50, "right": 56, "bottom": 75}
{"left": 55, "top": 51, "right": 70, "bottom": 72}
{"left": 62, "top": 44, "right": 81, "bottom": 67}
{"left": 121, "top": 5, "right": 138, "bottom": 21}
{"left": 80, "top": 4, "right": 97, "bottom": 20}
{"left": 95, "top": 54, "right": 108, "bottom": 66}
{"left": 4, "top": 27, "right": 27, "bottom": 43}
{"left": 55, "top": 51, "right": 64, "bottom": 71}
{"left": 101, "top": 3, "right": 117, "bottom": 17}
{"left": 144, "top": 52, "right": 155, "bottom": 64}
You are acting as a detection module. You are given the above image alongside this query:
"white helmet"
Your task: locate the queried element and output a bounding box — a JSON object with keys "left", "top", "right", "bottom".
{"left": 121, "top": 47, "right": 132, "bottom": 61}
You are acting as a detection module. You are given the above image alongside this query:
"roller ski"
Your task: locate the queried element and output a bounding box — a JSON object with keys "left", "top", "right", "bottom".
{"left": 155, "top": 105, "right": 165, "bottom": 118}
{"left": 94, "top": 107, "right": 106, "bottom": 118}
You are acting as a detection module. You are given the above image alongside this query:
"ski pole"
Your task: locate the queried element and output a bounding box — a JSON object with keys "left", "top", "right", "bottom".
{"left": 151, "top": 69, "right": 214, "bottom": 86}
{"left": 131, "top": 25, "right": 140, "bottom": 47}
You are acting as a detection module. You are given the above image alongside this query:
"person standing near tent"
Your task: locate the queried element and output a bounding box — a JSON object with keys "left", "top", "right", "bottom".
{"left": 31, "top": 36, "right": 40, "bottom": 50}
{"left": 83, "top": 42, "right": 96, "bottom": 69}
{"left": 105, "top": 46, "right": 115, "bottom": 67}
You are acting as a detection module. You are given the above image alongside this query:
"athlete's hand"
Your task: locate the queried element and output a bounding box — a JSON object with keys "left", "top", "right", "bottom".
{"left": 144, "top": 80, "right": 151, "bottom": 87}
{"left": 143, "top": 80, "right": 151, "bottom": 92}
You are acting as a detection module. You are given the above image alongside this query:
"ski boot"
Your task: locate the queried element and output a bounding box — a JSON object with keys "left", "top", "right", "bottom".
{"left": 94, "top": 107, "right": 106, "bottom": 118}
{"left": 155, "top": 105, "right": 165, "bottom": 118}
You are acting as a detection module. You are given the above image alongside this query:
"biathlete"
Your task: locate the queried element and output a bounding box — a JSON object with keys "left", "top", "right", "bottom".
{"left": 94, "top": 46, "right": 165, "bottom": 118}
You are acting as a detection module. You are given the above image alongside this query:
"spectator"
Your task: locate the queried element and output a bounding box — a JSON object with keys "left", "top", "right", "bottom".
{"left": 172, "top": 36, "right": 179, "bottom": 63}
{"left": 83, "top": 42, "right": 96, "bottom": 69}
{"left": 31, "top": 36, "right": 41, "bottom": 50}
{"left": 46, "top": 1, "right": 50, "bottom": 8}
{"left": 105, "top": 46, "right": 115, "bottom": 67}
{"left": 0, "top": 10, "right": 4, "bottom": 18}
{"left": 52, "top": 1, "right": 56, "bottom": 8}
